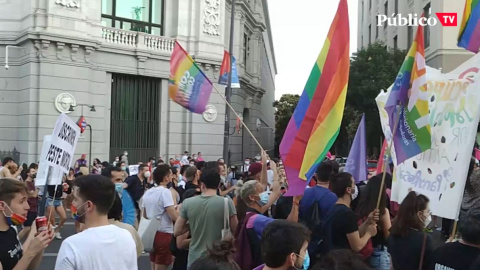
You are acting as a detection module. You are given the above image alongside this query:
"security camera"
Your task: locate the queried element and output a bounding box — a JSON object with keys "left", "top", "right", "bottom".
{"left": 4, "top": 65, "right": 9, "bottom": 70}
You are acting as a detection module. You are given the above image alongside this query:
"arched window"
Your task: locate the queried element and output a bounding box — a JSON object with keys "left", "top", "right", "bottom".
{"left": 101, "top": 0, "right": 165, "bottom": 35}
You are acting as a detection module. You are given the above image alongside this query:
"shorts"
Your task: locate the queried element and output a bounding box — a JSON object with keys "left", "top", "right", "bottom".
{"left": 24, "top": 212, "right": 37, "bottom": 227}
{"left": 46, "top": 197, "right": 63, "bottom": 208}
{"left": 150, "top": 231, "right": 173, "bottom": 265}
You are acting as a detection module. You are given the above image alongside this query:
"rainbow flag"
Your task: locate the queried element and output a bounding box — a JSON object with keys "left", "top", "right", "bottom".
{"left": 385, "top": 22, "right": 431, "bottom": 164}
{"left": 169, "top": 41, "right": 213, "bottom": 114}
{"left": 458, "top": 0, "right": 480, "bottom": 53}
{"left": 280, "top": 0, "right": 349, "bottom": 196}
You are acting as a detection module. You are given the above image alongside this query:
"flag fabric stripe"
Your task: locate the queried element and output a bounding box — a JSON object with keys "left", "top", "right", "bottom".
{"left": 385, "top": 22, "right": 431, "bottom": 164}
{"left": 458, "top": 0, "right": 480, "bottom": 53}
{"left": 169, "top": 41, "right": 213, "bottom": 114}
{"left": 280, "top": 0, "right": 349, "bottom": 196}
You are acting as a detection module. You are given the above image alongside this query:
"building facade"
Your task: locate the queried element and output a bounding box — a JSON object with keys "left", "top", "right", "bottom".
{"left": 357, "top": 0, "right": 473, "bottom": 72}
{"left": 0, "top": 0, "right": 276, "bottom": 165}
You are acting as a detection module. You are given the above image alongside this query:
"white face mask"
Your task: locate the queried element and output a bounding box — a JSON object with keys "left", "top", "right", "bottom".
{"left": 144, "top": 171, "right": 151, "bottom": 178}
{"left": 351, "top": 186, "right": 359, "bottom": 200}
{"left": 423, "top": 214, "right": 432, "bottom": 227}
{"left": 245, "top": 161, "right": 250, "bottom": 165}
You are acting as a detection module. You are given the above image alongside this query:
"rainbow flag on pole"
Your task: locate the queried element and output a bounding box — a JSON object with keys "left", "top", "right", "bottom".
{"left": 385, "top": 21, "right": 431, "bottom": 164}
{"left": 169, "top": 41, "right": 213, "bottom": 114}
{"left": 458, "top": 0, "right": 480, "bottom": 53}
{"left": 280, "top": 0, "right": 350, "bottom": 196}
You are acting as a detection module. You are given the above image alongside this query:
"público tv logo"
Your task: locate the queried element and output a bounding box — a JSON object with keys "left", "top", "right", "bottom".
{"left": 377, "top": 13, "right": 458, "bottom": 27}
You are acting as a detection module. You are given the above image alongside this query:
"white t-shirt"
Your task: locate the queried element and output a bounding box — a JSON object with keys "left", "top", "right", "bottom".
{"left": 142, "top": 186, "right": 174, "bottom": 233}
{"left": 54, "top": 225, "right": 137, "bottom": 270}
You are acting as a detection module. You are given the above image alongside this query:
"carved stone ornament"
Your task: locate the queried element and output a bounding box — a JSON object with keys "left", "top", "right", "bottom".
{"left": 56, "top": 42, "right": 65, "bottom": 60}
{"left": 71, "top": 44, "right": 79, "bottom": 61}
{"left": 203, "top": 104, "right": 218, "bottom": 122}
{"left": 55, "top": 0, "right": 80, "bottom": 8}
{"left": 55, "top": 93, "right": 76, "bottom": 114}
{"left": 203, "top": 0, "right": 220, "bottom": 36}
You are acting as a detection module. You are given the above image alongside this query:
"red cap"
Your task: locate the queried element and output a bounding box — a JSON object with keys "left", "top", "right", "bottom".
{"left": 248, "top": 163, "right": 262, "bottom": 176}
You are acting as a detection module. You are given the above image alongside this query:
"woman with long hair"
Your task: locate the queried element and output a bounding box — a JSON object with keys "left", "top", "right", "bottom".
{"left": 355, "top": 174, "right": 392, "bottom": 270}
{"left": 388, "top": 191, "right": 434, "bottom": 270}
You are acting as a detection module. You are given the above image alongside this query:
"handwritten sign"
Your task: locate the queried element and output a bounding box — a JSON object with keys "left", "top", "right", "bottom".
{"left": 36, "top": 135, "right": 68, "bottom": 186}
{"left": 377, "top": 54, "right": 480, "bottom": 220}
{"left": 128, "top": 165, "right": 140, "bottom": 176}
{"left": 44, "top": 113, "right": 80, "bottom": 174}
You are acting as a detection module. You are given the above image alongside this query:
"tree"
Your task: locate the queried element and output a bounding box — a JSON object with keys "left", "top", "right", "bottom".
{"left": 339, "top": 42, "right": 406, "bottom": 156}
{"left": 274, "top": 94, "right": 300, "bottom": 156}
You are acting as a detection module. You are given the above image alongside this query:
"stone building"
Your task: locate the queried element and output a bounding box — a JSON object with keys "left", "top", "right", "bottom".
{"left": 0, "top": 0, "right": 276, "bottom": 165}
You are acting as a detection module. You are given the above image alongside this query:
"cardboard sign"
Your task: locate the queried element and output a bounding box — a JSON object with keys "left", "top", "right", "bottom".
{"left": 44, "top": 113, "right": 80, "bottom": 174}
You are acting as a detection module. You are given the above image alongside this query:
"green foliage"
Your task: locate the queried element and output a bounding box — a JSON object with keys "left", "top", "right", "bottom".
{"left": 274, "top": 94, "right": 300, "bottom": 144}
{"left": 340, "top": 42, "right": 407, "bottom": 154}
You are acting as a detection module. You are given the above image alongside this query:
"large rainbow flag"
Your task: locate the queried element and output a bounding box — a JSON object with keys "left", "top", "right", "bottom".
{"left": 169, "top": 41, "right": 213, "bottom": 114}
{"left": 458, "top": 0, "right": 480, "bottom": 53}
{"left": 385, "top": 22, "right": 431, "bottom": 164}
{"left": 280, "top": 0, "right": 349, "bottom": 196}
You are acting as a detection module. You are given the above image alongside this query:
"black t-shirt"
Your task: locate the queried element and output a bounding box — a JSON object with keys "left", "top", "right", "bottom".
{"left": 427, "top": 242, "right": 480, "bottom": 270}
{"left": 185, "top": 182, "right": 199, "bottom": 191}
{"left": 47, "top": 185, "right": 63, "bottom": 199}
{"left": 0, "top": 227, "right": 23, "bottom": 270}
{"left": 388, "top": 229, "right": 434, "bottom": 270}
{"left": 470, "top": 255, "right": 480, "bottom": 270}
{"left": 328, "top": 204, "right": 358, "bottom": 250}
{"left": 125, "top": 175, "right": 145, "bottom": 204}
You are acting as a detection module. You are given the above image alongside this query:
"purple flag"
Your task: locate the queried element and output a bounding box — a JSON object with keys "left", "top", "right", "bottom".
{"left": 344, "top": 114, "right": 367, "bottom": 183}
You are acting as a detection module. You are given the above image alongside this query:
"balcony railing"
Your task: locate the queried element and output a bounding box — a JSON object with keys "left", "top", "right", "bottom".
{"left": 101, "top": 27, "right": 175, "bottom": 53}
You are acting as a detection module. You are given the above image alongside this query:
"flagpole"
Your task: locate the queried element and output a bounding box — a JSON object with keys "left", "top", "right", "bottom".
{"left": 376, "top": 104, "right": 402, "bottom": 209}
{"left": 223, "top": 0, "right": 236, "bottom": 166}
{"left": 213, "top": 84, "right": 264, "bottom": 152}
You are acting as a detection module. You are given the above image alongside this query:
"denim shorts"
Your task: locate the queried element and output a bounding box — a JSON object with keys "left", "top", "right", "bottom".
{"left": 46, "top": 197, "right": 63, "bottom": 208}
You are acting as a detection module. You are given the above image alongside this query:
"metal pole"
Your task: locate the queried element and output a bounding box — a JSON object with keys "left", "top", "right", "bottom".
{"left": 223, "top": 0, "right": 236, "bottom": 166}
{"left": 87, "top": 124, "right": 92, "bottom": 171}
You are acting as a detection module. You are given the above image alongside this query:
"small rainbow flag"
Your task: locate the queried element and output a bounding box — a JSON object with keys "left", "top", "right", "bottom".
{"left": 169, "top": 41, "right": 213, "bottom": 114}
{"left": 385, "top": 20, "right": 431, "bottom": 164}
{"left": 280, "top": 0, "right": 350, "bottom": 195}
{"left": 458, "top": 0, "right": 480, "bottom": 53}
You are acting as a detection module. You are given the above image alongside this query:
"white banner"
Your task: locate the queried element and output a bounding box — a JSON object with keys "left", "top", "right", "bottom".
{"left": 128, "top": 165, "right": 139, "bottom": 176}
{"left": 376, "top": 54, "right": 480, "bottom": 220}
{"left": 44, "top": 113, "right": 80, "bottom": 174}
{"left": 36, "top": 135, "right": 65, "bottom": 187}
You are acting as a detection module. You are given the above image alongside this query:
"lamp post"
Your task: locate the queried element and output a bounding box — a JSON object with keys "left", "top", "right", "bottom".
{"left": 69, "top": 104, "right": 95, "bottom": 169}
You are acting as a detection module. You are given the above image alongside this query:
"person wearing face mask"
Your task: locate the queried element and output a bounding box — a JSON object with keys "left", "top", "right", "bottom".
{"left": 173, "top": 167, "right": 238, "bottom": 268}
{"left": 123, "top": 164, "right": 150, "bottom": 222}
{"left": 102, "top": 166, "right": 136, "bottom": 227}
{"left": 0, "top": 178, "right": 54, "bottom": 270}
{"left": 18, "top": 167, "right": 40, "bottom": 241}
{"left": 113, "top": 156, "right": 120, "bottom": 167}
{"left": 354, "top": 174, "right": 392, "bottom": 270}
{"left": 55, "top": 175, "right": 137, "bottom": 270}
{"left": 142, "top": 165, "right": 179, "bottom": 269}
{"left": 253, "top": 220, "right": 311, "bottom": 270}
{"left": 322, "top": 173, "right": 378, "bottom": 255}
{"left": 241, "top": 158, "right": 251, "bottom": 177}
{"left": 388, "top": 191, "right": 434, "bottom": 270}
{"left": 234, "top": 180, "right": 302, "bottom": 270}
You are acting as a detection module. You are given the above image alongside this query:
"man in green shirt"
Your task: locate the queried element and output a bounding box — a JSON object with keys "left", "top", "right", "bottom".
{"left": 174, "top": 166, "right": 238, "bottom": 267}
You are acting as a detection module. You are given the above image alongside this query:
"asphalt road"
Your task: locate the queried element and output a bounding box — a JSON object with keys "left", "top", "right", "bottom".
{"left": 37, "top": 217, "right": 151, "bottom": 270}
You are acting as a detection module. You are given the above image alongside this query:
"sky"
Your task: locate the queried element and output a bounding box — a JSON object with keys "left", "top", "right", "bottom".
{"left": 269, "top": 0, "right": 359, "bottom": 100}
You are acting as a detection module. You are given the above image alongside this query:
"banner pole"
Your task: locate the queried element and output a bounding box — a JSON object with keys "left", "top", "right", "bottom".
{"left": 376, "top": 105, "right": 402, "bottom": 210}
{"left": 212, "top": 84, "right": 264, "bottom": 152}
{"left": 38, "top": 166, "right": 52, "bottom": 217}
{"left": 449, "top": 221, "right": 458, "bottom": 242}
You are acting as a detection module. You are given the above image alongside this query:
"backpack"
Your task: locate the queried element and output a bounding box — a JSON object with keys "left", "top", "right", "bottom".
{"left": 302, "top": 189, "right": 331, "bottom": 259}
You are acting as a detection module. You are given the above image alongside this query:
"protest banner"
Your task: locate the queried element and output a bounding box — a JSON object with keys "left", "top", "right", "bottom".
{"left": 376, "top": 54, "right": 480, "bottom": 219}
{"left": 128, "top": 165, "right": 140, "bottom": 176}
{"left": 36, "top": 136, "right": 63, "bottom": 187}
{"left": 44, "top": 113, "right": 81, "bottom": 174}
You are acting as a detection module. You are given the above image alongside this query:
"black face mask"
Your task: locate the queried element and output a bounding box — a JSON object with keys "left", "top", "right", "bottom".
{"left": 30, "top": 174, "right": 36, "bottom": 179}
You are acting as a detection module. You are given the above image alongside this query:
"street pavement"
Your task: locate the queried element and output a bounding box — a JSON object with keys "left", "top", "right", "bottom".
{"left": 37, "top": 217, "right": 151, "bottom": 270}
